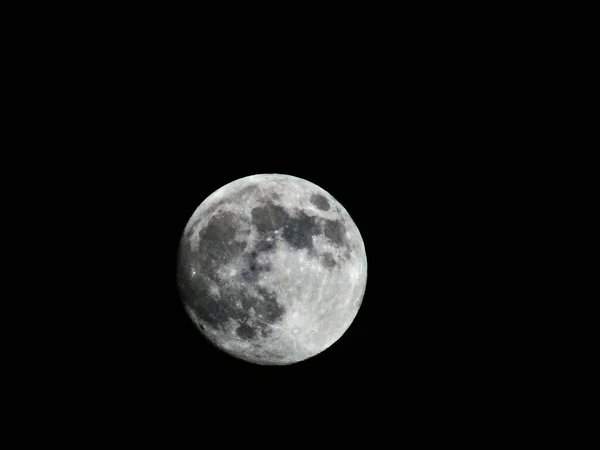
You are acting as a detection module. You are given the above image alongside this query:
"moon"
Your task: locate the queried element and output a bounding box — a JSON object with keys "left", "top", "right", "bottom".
{"left": 176, "top": 174, "right": 367, "bottom": 365}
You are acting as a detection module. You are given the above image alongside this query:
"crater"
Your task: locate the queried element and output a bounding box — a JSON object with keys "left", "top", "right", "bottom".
{"left": 310, "top": 194, "right": 330, "bottom": 211}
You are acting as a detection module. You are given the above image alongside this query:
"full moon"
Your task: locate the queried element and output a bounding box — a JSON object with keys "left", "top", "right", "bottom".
{"left": 176, "top": 174, "right": 367, "bottom": 365}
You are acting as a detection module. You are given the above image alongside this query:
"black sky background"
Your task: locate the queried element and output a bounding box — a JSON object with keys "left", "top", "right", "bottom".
{"left": 2, "top": 2, "right": 570, "bottom": 443}
{"left": 90, "top": 115, "right": 515, "bottom": 428}
{"left": 67, "top": 74, "right": 510, "bottom": 423}
{"left": 31, "top": 20, "right": 536, "bottom": 437}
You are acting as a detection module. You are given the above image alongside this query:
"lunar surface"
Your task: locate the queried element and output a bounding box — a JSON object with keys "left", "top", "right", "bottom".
{"left": 177, "top": 174, "right": 367, "bottom": 365}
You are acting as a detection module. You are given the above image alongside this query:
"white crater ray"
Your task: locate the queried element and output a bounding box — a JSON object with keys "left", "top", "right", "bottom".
{"left": 177, "top": 173, "right": 368, "bottom": 365}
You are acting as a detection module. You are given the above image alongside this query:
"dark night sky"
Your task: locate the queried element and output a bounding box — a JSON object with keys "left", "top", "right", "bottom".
{"left": 94, "top": 139, "right": 510, "bottom": 423}
{"left": 48, "top": 36, "right": 521, "bottom": 433}
{"left": 15, "top": 7, "right": 544, "bottom": 443}
{"left": 40, "top": 70, "right": 522, "bottom": 440}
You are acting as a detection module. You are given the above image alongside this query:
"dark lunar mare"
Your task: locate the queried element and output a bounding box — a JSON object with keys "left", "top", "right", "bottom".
{"left": 184, "top": 199, "right": 230, "bottom": 239}
{"left": 250, "top": 201, "right": 351, "bottom": 254}
{"left": 322, "top": 218, "right": 347, "bottom": 247}
{"left": 178, "top": 211, "right": 286, "bottom": 341}
{"left": 251, "top": 204, "right": 288, "bottom": 232}
{"left": 236, "top": 323, "right": 256, "bottom": 339}
{"left": 282, "top": 212, "right": 320, "bottom": 251}
{"left": 310, "top": 194, "right": 330, "bottom": 211}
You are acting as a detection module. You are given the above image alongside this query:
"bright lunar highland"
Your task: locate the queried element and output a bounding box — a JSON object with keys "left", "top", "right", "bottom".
{"left": 177, "top": 174, "right": 367, "bottom": 365}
